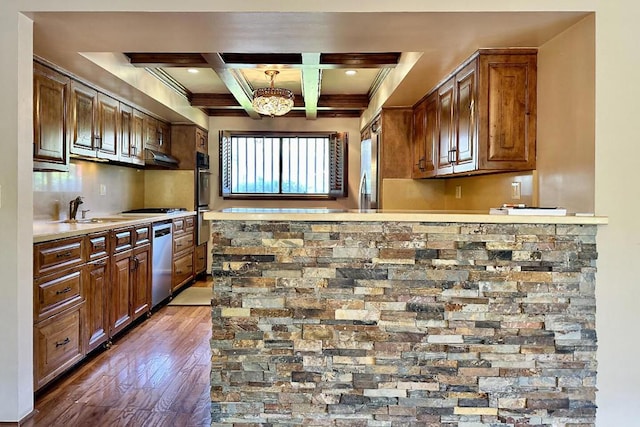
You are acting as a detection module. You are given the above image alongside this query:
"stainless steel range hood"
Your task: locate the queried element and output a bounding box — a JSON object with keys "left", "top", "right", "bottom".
{"left": 144, "top": 149, "right": 179, "bottom": 168}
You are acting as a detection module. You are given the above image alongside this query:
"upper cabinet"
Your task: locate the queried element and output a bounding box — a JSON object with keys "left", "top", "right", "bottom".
{"left": 412, "top": 48, "right": 537, "bottom": 178}
{"left": 33, "top": 59, "right": 173, "bottom": 171}
{"left": 33, "top": 62, "right": 70, "bottom": 172}
{"left": 69, "top": 82, "right": 119, "bottom": 161}
{"left": 170, "top": 124, "right": 209, "bottom": 169}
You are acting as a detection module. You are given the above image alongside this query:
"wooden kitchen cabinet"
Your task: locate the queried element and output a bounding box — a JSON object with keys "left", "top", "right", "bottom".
{"left": 172, "top": 215, "right": 195, "bottom": 292}
{"left": 195, "top": 243, "right": 207, "bottom": 275}
{"left": 96, "top": 93, "right": 119, "bottom": 161}
{"left": 131, "top": 244, "right": 151, "bottom": 321}
{"left": 85, "top": 258, "right": 109, "bottom": 353}
{"left": 33, "top": 61, "right": 70, "bottom": 172}
{"left": 412, "top": 48, "right": 537, "bottom": 178}
{"left": 69, "top": 80, "right": 98, "bottom": 157}
{"left": 170, "top": 124, "right": 209, "bottom": 169}
{"left": 109, "top": 223, "right": 151, "bottom": 336}
{"left": 69, "top": 79, "right": 120, "bottom": 160}
{"left": 118, "top": 104, "right": 145, "bottom": 166}
{"left": 110, "top": 249, "right": 133, "bottom": 337}
{"left": 34, "top": 304, "right": 85, "bottom": 391}
{"left": 412, "top": 92, "right": 437, "bottom": 178}
{"left": 144, "top": 114, "right": 171, "bottom": 155}
{"left": 33, "top": 236, "right": 87, "bottom": 390}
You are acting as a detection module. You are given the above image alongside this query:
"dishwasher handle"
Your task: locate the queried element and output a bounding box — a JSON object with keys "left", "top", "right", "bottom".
{"left": 153, "top": 223, "right": 172, "bottom": 238}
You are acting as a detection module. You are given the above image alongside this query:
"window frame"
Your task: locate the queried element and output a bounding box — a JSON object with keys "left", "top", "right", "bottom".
{"left": 219, "top": 131, "right": 348, "bottom": 200}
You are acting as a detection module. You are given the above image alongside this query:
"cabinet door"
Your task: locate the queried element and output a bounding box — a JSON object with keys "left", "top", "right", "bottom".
{"left": 436, "top": 78, "right": 455, "bottom": 175}
{"left": 143, "top": 114, "right": 159, "bottom": 150}
{"left": 131, "top": 109, "right": 145, "bottom": 165}
{"left": 33, "top": 63, "right": 70, "bottom": 172}
{"left": 70, "top": 81, "right": 98, "bottom": 157}
{"left": 453, "top": 61, "right": 477, "bottom": 173}
{"left": 195, "top": 243, "right": 207, "bottom": 275}
{"left": 131, "top": 245, "right": 151, "bottom": 321}
{"left": 110, "top": 251, "right": 132, "bottom": 336}
{"left": 479, "top": 53, "right": 537, "bottom": 170}
{"left": 424, "top": 92, "right": 439, "bottom": 178}
{"left": 412, "top": 100, "right": 427, "bottom": 179}
{"left": 119, "top": 103, "right": 133, "bottom": 162}
{"left": 96, "top": 93, "right": 119, "bottom": 161}
{"left": 158, "top": 121, "right": 171, "bottom": 154}
{"left": 196, "top": 127, "right": 208, "bottom": 154}
{"left": 85, "top": 259, "right": 109, "bottom": 352}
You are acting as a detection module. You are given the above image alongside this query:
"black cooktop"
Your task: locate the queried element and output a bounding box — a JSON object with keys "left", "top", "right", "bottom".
{"left": 122, "top": 208, "right": 187, "bottom": 214}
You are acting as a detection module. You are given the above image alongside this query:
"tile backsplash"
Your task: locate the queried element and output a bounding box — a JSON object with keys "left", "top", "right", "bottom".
{"left": 33, "top": 159, "right": 145, "bottom": 220}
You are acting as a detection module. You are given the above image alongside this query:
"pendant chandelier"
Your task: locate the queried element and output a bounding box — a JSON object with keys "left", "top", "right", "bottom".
{"left": 252, "top": 70, "right": 294, "bottom": 117}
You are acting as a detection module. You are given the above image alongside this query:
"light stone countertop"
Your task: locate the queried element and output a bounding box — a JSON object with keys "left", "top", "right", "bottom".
{"left": 33, "top": 211, "right": 197, "bottom": 243}
{"left": 204, "top": 208, "right": 608, "bottom": 225}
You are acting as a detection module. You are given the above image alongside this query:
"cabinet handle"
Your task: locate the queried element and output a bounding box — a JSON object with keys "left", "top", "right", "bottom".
{"left": 94, "top": 260, "right": 106, "bottom": 266}
{"left": 55, "top": 337, "right": 70, "bottom": 348}
{"left": 419, "top": 158, "right": 426, "bottom": 171}
{"left": 176, "top": 270, "right": 183, "bottom": 275}
{"left": 55, "top": 251, "right": 72, "bottom": 259}
{"left": 55, "top": 286, "right": 72, "bottom": 295}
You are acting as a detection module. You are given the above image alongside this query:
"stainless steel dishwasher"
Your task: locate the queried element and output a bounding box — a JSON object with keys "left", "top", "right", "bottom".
{"left": 151, "top": 221, "right": 173, "bottom": 308}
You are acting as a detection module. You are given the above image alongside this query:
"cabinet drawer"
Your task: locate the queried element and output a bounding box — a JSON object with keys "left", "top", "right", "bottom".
{"left": 112, "top": 228, "right": 134, "bottom": 253}
{"left": 34, "top": 237, "right": 84, "bottom": 277}
{"left": 185, "top": 215, "right": 195, "bottom": 231}
{"left": 34, "top": 304, "right": 85, "bottom": 391}
{"left": 34, "top": 267, "right": 83, "bottom": 322}
{"left": 87, "top": 232, "right": 109, "bottom": 261}
{"left": 134, "top": 224, "right": 150, "bottom": 246}
{"left": 172, "top": 250, "right": 193, "bottom": 289}
{"left": 174, "top": 232, "right": 194, "bottom": 254}
{"left": 173, "top": 218, "right": 185, "bottom": 234}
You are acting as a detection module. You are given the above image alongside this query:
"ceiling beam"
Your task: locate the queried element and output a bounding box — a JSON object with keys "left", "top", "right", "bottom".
{"left": 301, "top": 53, "right": 321, "bottom": 120}
{"left": 201, "top": 53, "right": 261, "bottom": 119}
{"left": 125, "top": 53, "right": 207, "bottom": 68}
{"left": 124, "top": 52, "right": 401, "bottom": 69}
{"left": 191, "top": 93, "right": 369, "bottom": 110}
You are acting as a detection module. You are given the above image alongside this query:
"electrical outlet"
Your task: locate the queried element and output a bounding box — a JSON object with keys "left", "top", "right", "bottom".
{"left": 455, "top": 185, "right": 462, "bottom": 199}
{"left": 511, "top": 182, "right": 521, "bottom": 200}
{"left": 100, "top": 184, "right": 107, "bottom": 196}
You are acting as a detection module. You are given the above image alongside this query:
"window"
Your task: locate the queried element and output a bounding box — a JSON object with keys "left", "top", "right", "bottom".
{"left": 220, "top": 132, "right": 347, "bottom": 199}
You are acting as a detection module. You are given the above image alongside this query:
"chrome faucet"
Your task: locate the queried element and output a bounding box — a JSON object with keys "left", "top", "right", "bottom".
{"left": 68, "top": 196, "right": 84, "bottom": 221}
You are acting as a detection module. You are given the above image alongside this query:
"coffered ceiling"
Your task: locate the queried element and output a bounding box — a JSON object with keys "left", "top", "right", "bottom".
{"left": 29, "top": 11, "right": 592, "bottom": 123}
{"left": 123, "top": 52, "right": 401, "bottom": 119}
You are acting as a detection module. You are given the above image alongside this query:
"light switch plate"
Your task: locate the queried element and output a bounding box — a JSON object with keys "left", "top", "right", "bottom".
{"left": 511, "top": 182, "right": 521, "bottom": 200}
{"left": 100, "top": 184, "right": 107, "bottom": 196}
{"left": 455, "top": 186, "right": 462, "bottom": 199}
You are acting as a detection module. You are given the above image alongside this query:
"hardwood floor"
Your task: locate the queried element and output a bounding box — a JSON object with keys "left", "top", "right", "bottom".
{"left": 26, "top": 279, "right": 212, "bottom": 427}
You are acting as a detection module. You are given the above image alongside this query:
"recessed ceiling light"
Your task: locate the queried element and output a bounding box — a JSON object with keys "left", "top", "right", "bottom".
{"left": 187, "top": 68, "right": 199, "bottom": 74}
{"left": 345, "top": 70, "right": 357, "bottom": 76}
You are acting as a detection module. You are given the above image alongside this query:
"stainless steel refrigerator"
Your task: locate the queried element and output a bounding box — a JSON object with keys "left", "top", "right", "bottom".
{"left": 359, "top": 127, "right": 380, "bottom": 209}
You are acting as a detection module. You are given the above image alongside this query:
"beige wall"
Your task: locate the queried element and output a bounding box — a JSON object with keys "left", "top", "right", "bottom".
{"left": 33, "top": 160, "right": 146, "bottom": 220}
{"left": 207, "top": 116, "right": 361, "bottom": 210}
{"left": 443, "top": 171, "right": 536, "bottom": 210}
{"left": 144, "top": 170, "right": 195, "bottom": 211}
{"left": 537, "top": 15, "right": 595, "bottom": 213}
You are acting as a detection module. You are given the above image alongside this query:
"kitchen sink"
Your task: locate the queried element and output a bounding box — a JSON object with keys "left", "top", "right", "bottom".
{"left": 60, "top": 217, "right": 133, "bottom": 224}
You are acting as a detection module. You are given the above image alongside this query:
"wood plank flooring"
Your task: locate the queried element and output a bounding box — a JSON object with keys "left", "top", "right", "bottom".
{"left": 25, "top": 280, "right": 212, "bottom": 427}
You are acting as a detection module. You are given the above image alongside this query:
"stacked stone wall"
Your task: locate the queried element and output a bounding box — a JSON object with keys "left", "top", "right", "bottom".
{"left": 211, "top": 221, "right": 598, "bottom": 426}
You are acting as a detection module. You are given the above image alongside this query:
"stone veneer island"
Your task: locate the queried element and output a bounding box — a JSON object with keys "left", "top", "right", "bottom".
{"left": 204, "top": 209, "right": 607, "bottom": 426}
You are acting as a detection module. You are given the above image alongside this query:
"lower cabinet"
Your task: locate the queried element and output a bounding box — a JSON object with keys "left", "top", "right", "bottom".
{"left": 110, "top": 250, "right": 133, "bottom": 337}
{"left": 131, "top": 244, "right": 151, "bottom": 321}
{"left": 195, "top": 243, "right": 207, "bottom": 275}
{"left": 85, "top": 258, "right": 109, "bottom": 353}
{"left": 34, "top": 304, "right": 85, "bottom": 391}
{"left": 171, "top": 215, "right": 195, "bottom": 292}
{"left": 33, "top": 223, "right": 152, "bottom": 391}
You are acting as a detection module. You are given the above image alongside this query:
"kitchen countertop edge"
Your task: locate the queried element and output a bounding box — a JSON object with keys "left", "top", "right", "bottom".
{"left": 33, "top": 211, "right": 198, "bottom": 243}
{"left": 204, "top": 209, "right": 608, "bottom": 225}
